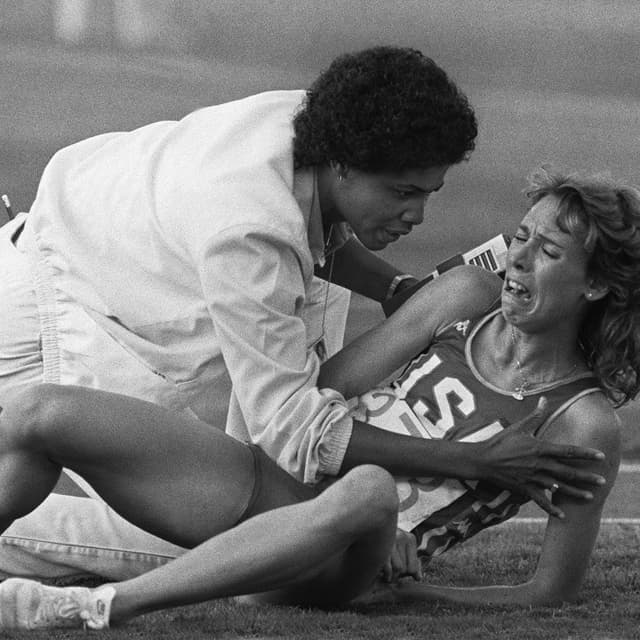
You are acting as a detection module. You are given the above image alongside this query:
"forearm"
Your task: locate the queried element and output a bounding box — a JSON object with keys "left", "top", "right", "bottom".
{"left": 387, "top": 579, "right": 566, "bottom": 607}
{"left": 340, "top": 419, "right": 482, "bottom": 479}
{"left": 316, "top": 238, "right": 417, "bottom": 302}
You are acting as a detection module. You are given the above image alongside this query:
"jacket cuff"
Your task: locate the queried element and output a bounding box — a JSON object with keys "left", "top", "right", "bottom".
{"left": 316, "top": 415, "right": 354, "bottom": 479}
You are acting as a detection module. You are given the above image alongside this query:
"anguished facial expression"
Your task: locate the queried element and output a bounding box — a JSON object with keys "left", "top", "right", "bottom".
{"left": 328, "top": 165, "right": 449, "bottom": 250}
{"left": 502, "top": 194, "right": 592, "bottom": 332}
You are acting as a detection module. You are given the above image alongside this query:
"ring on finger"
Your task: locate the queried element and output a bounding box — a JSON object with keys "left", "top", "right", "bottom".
{"left": 550, "top": 482, "right": 559, "bottom": 494}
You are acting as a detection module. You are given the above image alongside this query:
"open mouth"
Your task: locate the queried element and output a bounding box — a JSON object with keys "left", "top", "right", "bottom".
{"left": 385, "top": 227, "right": 411, "bottom": 240}
{"left": 505, "top": 278, "right": 532, "bottom": 302}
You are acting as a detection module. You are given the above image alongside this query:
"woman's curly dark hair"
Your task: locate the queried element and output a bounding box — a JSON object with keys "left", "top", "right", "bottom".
{"left": 293, "top": 46, "right": 477, "bottom": 172}
{"left": 525, "top": 166, "right": 640, "bottom": 407}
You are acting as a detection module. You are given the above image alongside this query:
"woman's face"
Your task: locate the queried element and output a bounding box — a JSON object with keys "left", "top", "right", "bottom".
{"left": 502, "top": 194, "right": 592, "bottom": 332}
{"left": 324, "top": 165, "right": 450, "bottom": 250}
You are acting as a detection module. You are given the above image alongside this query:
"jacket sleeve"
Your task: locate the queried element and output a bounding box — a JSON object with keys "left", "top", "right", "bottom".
{"left": 198, "top": 223, "right": 354, "bottom": 484}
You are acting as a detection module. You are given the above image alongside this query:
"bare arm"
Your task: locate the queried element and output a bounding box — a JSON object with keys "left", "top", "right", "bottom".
{"left": 319, "top": 265, "right": 500, "bottom": 399}
{"left": 317, "top": 267, "right": 606, "bottom": 517}
{"left": 381, "top": 394, "right": 620, "bottom": 607}
{"left": 320, "top": 266, "right": 503, "bottom": 482}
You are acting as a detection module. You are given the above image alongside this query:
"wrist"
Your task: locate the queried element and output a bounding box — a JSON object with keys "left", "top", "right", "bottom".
{"left": 385, "top": 274, "right": 417, "bottom": 300}
{"left": 452, "top": 441, "right": 485, "bottom": 480}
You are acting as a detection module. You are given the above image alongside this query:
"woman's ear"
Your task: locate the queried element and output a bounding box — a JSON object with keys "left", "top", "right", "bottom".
{"left": 584, "top": 280, "right": 609, "bottom": 302}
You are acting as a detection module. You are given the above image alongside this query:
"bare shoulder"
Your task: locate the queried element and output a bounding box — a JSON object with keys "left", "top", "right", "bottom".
{"left": 402, "top": 265, "right": 503, "bottom": 327}
{"left": 548, "top": 392, "right": 620, "bottom": 450}
{"left": 543, "top": 391, "right": 621, "bottom": 483}
{"left": 438, "top": 265, "right": 503, "bottom": 300}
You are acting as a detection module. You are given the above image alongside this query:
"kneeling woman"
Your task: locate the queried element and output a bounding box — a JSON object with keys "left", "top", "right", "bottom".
{"left": 0, "top": 166, "right": 638, "bottom": 628}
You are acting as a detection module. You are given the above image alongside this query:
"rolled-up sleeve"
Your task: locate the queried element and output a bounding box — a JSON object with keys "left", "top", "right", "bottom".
{"left": 199, "top": 224, "right": 353, "bottom": 483}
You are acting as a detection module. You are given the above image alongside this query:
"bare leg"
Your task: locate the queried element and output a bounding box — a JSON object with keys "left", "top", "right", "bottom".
{"left": 0, "top": 384, "right": 261, "bottom": 546}
{"left": 109, "top": 464, "right": 398, "bottom": 623}
{"left": 0, "top": 384, "right": 398, "bottom": 621}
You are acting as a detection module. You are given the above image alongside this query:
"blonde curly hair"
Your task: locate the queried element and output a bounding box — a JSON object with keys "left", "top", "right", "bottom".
{"left": 525, "top": 166, "right": 640, "bottom": 406}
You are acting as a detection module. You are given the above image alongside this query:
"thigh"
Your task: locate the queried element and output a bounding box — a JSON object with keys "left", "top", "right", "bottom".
{"left": 240, "top": 445, "right": 319, "bottom": 521}
{"left": 20, "top": 386, "right": 291, "bottom": 548}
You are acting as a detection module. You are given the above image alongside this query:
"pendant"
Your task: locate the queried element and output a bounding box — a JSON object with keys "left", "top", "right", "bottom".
{"left": 512, "top": 389, "right": 525, "bottom": 401}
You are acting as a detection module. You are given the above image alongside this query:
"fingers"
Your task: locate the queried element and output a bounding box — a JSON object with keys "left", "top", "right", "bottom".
{"left": 517, "top": 398, "right": 605, "bottom": 461}
{"left": 382, "top": 530, "right": 422, "bottom": 583}
{"left": 517, "top": 468, "right": 602, "bottom": 518}
{"left": 530, "top": 473, "right": 595, "bottom": 501}
{"left": 549, "top": 481, "right": 592, "bottom": 501}
{"left": 533, "top": 458, "right": 606, "bottom": 488}
{"left": 538, "top": 441, "right": 605, "bottom": 462}
{"left": 402, "top": 534, "right": 422, "bottom": 581}
{"left": 494, "top": 465, "right": 601, "bottom": 517}
{"left": 385, "top": 547, "right": 409, "bottom": 583}
{"left": 531, "top": 395, "right": 551, "bottom": 422}
{"left": 520, "top": 484, "right": 565, "bottom": 519}
{"left": 513, "top": 396, "right": 552, "bottom": 434}
{"left": 477, "top": 396, "right": 608, "bottom": 515}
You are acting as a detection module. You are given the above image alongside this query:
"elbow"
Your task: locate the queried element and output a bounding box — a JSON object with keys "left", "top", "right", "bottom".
{"left": 524, "top": 578, "right": 581, "bottom": 607}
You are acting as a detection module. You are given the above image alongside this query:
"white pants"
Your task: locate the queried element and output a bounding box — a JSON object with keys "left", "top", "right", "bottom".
{"left": 0, "top": 214, "right": 350, "bottom": 580}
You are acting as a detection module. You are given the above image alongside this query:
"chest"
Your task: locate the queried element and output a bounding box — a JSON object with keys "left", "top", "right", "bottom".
{"left": 391, "top": 341, "right": 539, "bottom": 442}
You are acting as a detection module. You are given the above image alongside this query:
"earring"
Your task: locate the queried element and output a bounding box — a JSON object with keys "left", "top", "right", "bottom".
{"left": 586, "top": 292, "right": 593, "bottom": 299}
{"left": 333, "top": 163, "right": 347, "bottom": 182}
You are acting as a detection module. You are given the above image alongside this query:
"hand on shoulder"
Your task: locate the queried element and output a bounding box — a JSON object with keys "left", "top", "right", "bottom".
{"left": 541, "top": 392, "right": 621, "bottom": 501}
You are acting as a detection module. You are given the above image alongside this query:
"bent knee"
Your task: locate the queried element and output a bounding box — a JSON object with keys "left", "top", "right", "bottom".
{"left": 328, "top": 465, "right": 399, "bottom": 530}
{"left": 0, "top": 383, "right": 75, "bottom": 448}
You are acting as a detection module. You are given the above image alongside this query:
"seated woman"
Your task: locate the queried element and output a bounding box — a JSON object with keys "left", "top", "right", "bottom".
{"left": 0, "top": 166, "right": 638, "bottom": 629}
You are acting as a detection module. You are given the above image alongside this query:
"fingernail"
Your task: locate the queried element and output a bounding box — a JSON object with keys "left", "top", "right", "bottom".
{"left": 597, "top": 477, "right": 606, "bottom": 485}
{"left": 584, "top": 492, "right": 593, "bottom": 500}
{"left": 595, "top": 452, "right": 605, "bottom": 460}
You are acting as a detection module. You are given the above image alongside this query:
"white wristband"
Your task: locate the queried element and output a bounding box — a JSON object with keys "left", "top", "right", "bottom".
{"left": 385, "top": 274, "right": 415, "bottom": 300}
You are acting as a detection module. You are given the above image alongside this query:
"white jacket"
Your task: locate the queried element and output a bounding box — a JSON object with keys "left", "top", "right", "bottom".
{"left": 24, "top": 90, "right": 353, "bottom": 483}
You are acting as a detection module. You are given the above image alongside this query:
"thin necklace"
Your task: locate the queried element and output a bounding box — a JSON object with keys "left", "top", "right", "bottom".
{"left": 510, "top": 325, "right": 578, "bottom": 400}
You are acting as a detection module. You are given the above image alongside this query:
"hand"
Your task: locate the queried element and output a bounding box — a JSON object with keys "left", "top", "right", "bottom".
{"left": 393, "top": 276, "right": 420, "bottom": 296}
{"left": 381, "top": 529, "right": 422, "bottom": 583}
{"left": 475, "top": 397, "right": 606, "bottom": 518}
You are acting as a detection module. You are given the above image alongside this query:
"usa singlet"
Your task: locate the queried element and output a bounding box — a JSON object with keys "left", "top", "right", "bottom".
{"left": 349, "top": 307, "right": 601, "bottom": 559}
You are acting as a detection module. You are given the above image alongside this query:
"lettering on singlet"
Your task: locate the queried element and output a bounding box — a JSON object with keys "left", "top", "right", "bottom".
{"left": 350, "top": 308, "right": 600, "bottom": 558}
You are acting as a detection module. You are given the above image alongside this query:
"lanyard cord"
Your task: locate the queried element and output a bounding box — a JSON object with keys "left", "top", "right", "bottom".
{"left": 316, "top": 224, "right": 335, "bottom": 361}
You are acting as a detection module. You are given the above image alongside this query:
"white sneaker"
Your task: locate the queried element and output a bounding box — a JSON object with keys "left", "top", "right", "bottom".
{"left": 0, "top": 578, "right": 115, "bottom": 630}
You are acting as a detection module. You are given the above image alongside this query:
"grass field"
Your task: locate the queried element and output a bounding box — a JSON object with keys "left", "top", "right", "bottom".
{"left": 5, "top": 521, "right": 639, "bottom": 639}
{"left": 1, "top": 6, "right": 639, "bottom": 637}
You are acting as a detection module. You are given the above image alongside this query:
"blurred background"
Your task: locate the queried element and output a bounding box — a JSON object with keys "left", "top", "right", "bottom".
{"left": 0, "top": 0, "right": 639, "bottom": 452}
